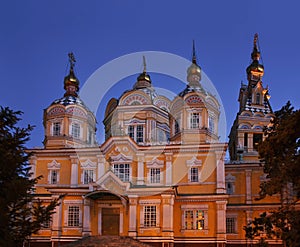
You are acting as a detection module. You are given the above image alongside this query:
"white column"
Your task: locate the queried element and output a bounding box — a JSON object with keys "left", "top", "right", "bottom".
{"left": 216, "top": 200, "right": 227, "bottom": 241}
{"left": 70, "top": 156, "right": 78, "bottom": 187}
{"left": 82, "top": 198, "right": 91, "bottom": 236}
{"left": 216, "top": 151, "right": 226, "bottom": 194}
{"left": 137, "top": 153, "right": 144, "bottom": 185}
{"left": 128, "top": 195, "right": 138, "bottom": 237}
{"left": 97, "top": 154, "right": 105, "bottom": 180}
{"left": 51, "top": 196, "right": 63, "bottom": 238}
{"left": 245, "top": 170, "right": 252, "bottom": 204}
{"left": 162, "top": 194, "right": 174, "bottom": 232}
{"left": 165, "top": 153, "right": 173, "bottom": 186}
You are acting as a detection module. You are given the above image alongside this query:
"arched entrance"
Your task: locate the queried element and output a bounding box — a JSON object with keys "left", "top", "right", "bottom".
{"left": 85, "top": 190, "right": 128, "bottom": 236}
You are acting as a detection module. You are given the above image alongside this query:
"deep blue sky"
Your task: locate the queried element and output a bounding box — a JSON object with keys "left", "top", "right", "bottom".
{"left": 1, "top": 1, "right": 300, "bottom": 147}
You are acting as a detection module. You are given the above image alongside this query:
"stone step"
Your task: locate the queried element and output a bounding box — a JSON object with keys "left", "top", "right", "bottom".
{"left": 63, "top": 236, "right": 152, "bottom": 247}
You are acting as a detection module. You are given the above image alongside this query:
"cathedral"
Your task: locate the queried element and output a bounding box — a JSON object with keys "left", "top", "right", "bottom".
{"left": 28, "top": 35, "right": 282, "bottom": 246}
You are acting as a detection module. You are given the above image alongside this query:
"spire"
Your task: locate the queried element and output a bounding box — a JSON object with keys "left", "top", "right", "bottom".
{"left": 186, "top": 40, "right": 201, "bottom": 88}
{"left": 246, "top": 33, "right": 264, "bottom": 82}
{"left": 251, "top": 33, "right": 260, "bottom": 61}
{"left": 192, "top": 40, "right": 197, "bottom": 64}
{"left": 64, "top": 52, "right": 80, "bottom": 97}
{"left": 133, "top": 56, "right": 152, "bottom": 89}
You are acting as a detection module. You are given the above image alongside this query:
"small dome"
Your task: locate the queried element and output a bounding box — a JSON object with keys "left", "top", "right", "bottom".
{"left": 51, "top": 95, "right": 90, "bottom": 111}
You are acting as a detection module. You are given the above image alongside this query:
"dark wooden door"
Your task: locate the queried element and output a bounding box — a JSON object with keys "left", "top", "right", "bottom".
{"left": 102, "top": 208, "right": 120, "bottom": 235}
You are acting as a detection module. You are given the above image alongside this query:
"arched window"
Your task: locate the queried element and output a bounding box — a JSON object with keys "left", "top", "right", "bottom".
{"left": 256, "top": 93, "right": 261, "bottom": 104}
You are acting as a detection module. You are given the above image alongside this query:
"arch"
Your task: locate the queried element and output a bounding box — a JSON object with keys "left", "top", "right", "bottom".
{"left": 238, "top": 123, "right": 251, "bottom": 129}
{"left": 105, "top": 98, "right": 118, "bottom": 117}
{"left": 240, "top": 111, "right": 253, "bottom": 117}
{"left": 47, "top": 106, "right": 65, "bottom": 116}
{"left": 119, "top": 91, "right": 151, "bottom": 106}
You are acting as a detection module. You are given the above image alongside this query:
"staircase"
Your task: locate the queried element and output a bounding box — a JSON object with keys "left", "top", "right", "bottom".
{"left": 63, "top": 236, "right": 153, "bottom": 247}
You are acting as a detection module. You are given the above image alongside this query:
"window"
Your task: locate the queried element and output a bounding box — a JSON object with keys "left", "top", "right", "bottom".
{"left": 71, "top": 123, "right": 80, "bottom": 139}
{"left": 174, "top": 116, "right": 181, "bottom": 135}
{"left": 157, "top": 128, "right": 169, "bottom": 143}
{"left": 83, "top": 170, "right": 94, "bottom": 184}
{"left": 190, "top": 113, "right": 200, "bottom": 129}
{"left": 127, "top": 125, "right": 144, "bottom": 143}
{"left": 226, "top": 182, "right": 234, "bottom": 194}
{"left": 113, "top": 164, "right": 130, "bottom": 182}
{"left": 184, "top": 210, "right": 204, "bottom": 230}
{"left": 190, "top": 167, "right": 199, "bottom": 182}
{"left": 53, "top": 122, "right": 61, "bottom": 136}
{"left": 226, "top": 217, "right": 236, "bottom": 233}
{"left": 50, "top": 170, "right": 58, "bottom": 184}
{"left": 244, "top": 133, "right": 248, "bottom": 149}
{"left": 144, "top": 206, "right": 156, "bottom": 227}
{"left": 253, "top": 133, "right": 262, "bottom": 151}
{"left": 150, "top": 168, "right": 161, "bottom": 184}
{"left": 128, "top": 125, "right": 134, "bottom": 139}
{"left": 87, "top": 128, "right": 94, "bottom": 144}
{"left": 68, "top": 206, "right": 80, "bottom": 227}
{"left": 208, "top": 116, "right": 215, "bottom": 133}
{"left": 136, "top": 125, "right": 144, "bottom": 143}
{"left": 256, "top": 93, "right": 261, "bottom": 104}
{"left": 42, "top": 217, "right": 51, "bottom": 228}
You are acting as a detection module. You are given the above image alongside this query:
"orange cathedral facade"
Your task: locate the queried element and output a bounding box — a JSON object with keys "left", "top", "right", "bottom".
{"left": 28, "top": 35, "right": 282, "bottom": 246}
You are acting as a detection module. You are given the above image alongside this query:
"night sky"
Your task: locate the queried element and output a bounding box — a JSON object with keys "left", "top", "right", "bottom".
{"left": 1, "top": 1, "right": 299, "bottom": 147}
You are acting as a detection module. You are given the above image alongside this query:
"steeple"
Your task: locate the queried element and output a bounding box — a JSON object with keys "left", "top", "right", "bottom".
{"left": 246, "top": 33, "right": 264, "bottom": 83}
{"left": 133, "top": 56, "right": 152, "bottom": 89}
{"left": 187, "top": 40, "right": 201, "bottom": 88}
{"left": 64, "top": 52, "right": 80, "bottom": 97}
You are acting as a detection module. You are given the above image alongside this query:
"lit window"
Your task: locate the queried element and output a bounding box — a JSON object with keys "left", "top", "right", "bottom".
{"left": 83, "top": 170, "right": 94, "bottom": 184}
{"left": 184, "top": 210, "right": 204, "bottom": 230}
{"left": 68, "top": 206, "right": 80, "bottom": 227}
{"left": 144, "top": 206, "right": 156, "bottom": 227}
{"left": 253, "top": 133, "right": 262, "bottom": 151}
{"left": 150, "top": 168, "right": 161, "bottom": 184}
{"left": 53, "top": 122, "right": 61, "bottom": 136}
{"left": 71, "top": 123, "right": 80, "bottom": 139}
{"left": 50, "top": 170, "right": 58, "bottom": 184}
{"left": 190, "top": 113, "right": 200, "bottom": 129}
{"left": 226, "top": 217, "right": 236, "bottom": 233}
{"left": 190, "top": 167, "right": 199, "bottom": 182}
{"left": 113, "top": 164, "right": 130, "bottom": 182}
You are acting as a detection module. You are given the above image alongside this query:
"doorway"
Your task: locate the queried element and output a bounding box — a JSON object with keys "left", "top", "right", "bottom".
{"left": 101, "top": 208, "right": 120, "bottom": 235}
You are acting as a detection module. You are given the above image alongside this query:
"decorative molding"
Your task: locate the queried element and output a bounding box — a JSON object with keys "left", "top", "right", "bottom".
{"left": 146, "top": 158, "right": 164, "bottom": 168}
{"left": 47, "top": 160, "right": 61, "bottom": 169}
{"left": 186, "top": 156, "right": 202, "bottom": 167}
{"left": 80, "top": 159, "right": 97, "bottom": 169}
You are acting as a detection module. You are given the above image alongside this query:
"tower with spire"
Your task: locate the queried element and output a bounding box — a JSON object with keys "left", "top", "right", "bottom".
{"left": 171, "top": 41, "right": 220, "bottom": 144}
{"left": 228, "top": 34, "right": 273, "bottom": 161}
{"left": 43, "top": 53, "right": 97, "bottom": 148}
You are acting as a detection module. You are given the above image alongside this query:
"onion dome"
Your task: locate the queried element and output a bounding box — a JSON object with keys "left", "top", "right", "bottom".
{"left": 64, "top": 52, "right": 80, "bottom": 97}
{"left": 179, "top": 41, "right": 205, "bottom": 97}
{"left": 50, "top": 53, "right": 90, "bottom": 111}
{"left": 133, "top": 56, "right": 152, "bottom": 89}
{"left": 246, "top": 33, "right": 264, "bottom": 78}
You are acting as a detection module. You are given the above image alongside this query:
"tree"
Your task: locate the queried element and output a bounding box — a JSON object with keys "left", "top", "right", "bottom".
{"left": 0, "top": 106, "right": 59, "bottom": 247}
{"left": 244, "top": 101, "right": 300, "bottom": 246}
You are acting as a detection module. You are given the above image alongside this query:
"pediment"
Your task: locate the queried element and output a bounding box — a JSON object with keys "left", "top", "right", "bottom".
{"left": 47, "top": 160, "right": 61, "bottom": 169}
{"left": 96, "top": 171, "right": 130, "bottom": 194}
{"left": 186, "top": 156, "right": 202, "bottom": 167}
{"left": 80, "top": 159, "right": 96, "bottom": 168}
{"left": 110, "top": 153, "right": 133, "bottom": 163}
{"left": 225, "top": 173, "right": 236, "bottom": 182}
{"left": 146, "top": 158, "right": 164, "bottom": 168}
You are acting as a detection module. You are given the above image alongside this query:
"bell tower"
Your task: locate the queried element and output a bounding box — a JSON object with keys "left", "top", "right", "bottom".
{"left": 229, "top": 34, "right": 273, "bottom": 161}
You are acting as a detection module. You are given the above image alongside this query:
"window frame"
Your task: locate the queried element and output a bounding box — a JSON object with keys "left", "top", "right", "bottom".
{"left": 181, "top": 205, "right": 208, "bottom": 232}
{"left": 226, "top": 216, "right": 237, "bottom": 234}
{"left": 67, "top": 205, "right": 80, "bottom": 227}
{"left": 190, "top": 112, "right": 200, "bottom": 129}
{"left": 113, "top": 163, "right": 131, "bottom": 182}
{"left": 52, "top": 122, "right": 61, "bottom": 136}
{"left": 71, "top": 122, "right": 81, "bottom": 139}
